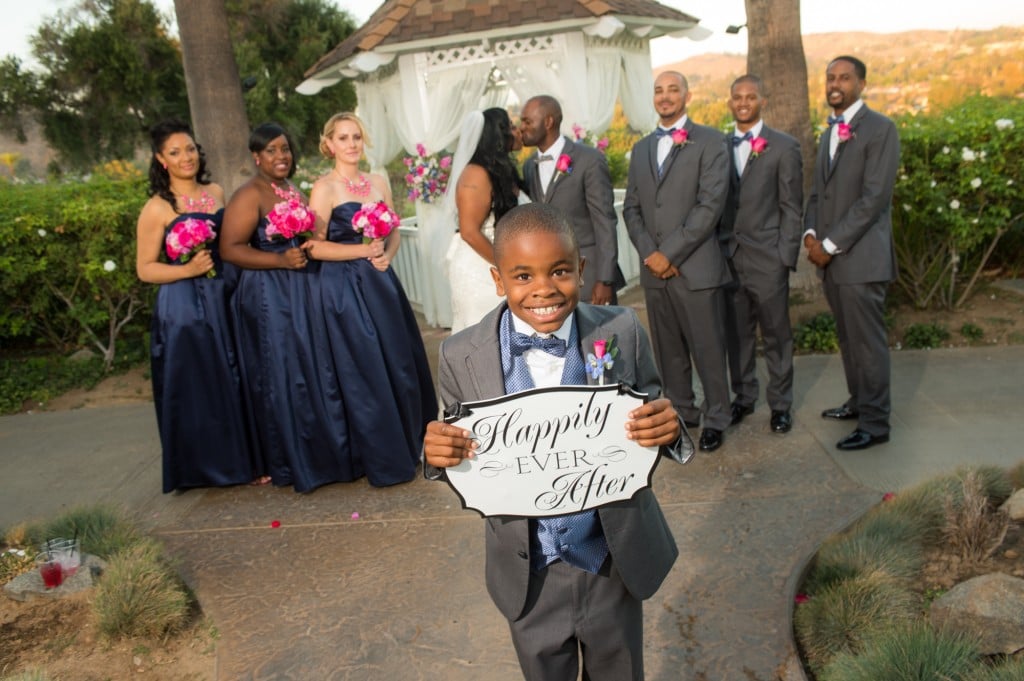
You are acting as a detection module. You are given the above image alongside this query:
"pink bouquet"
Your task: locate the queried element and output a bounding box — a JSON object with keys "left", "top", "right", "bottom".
{"left": 571, "top": 123, "right": 610, "bottom": 154}
{"left": 351, "top": 201, "right": 400, "bottom": 244}
{"left": 403, "top": 143, "right": 452, "bottom": 204}
{"left": 266, "top": 197, "right": 315, "bottom": 242}
{"left": 165, "top": 217, "right": 217, "bottom": 278}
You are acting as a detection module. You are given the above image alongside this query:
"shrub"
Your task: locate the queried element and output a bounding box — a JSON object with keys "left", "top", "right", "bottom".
{"left": 960, "top": 322, "right": 984, "bottom": 341}
{"left": 24, "top": 505, "right": 140, "bottom": 560}
{"left": 803, "top": 533, "right": 923, "bottom": 595}
{"left": 942, "top": 470, "right": 1010, "bottom": 564}
{"left": 903, "top": 322, "right": 951, "bottom": 349}
{"left": 795, "top": 312, "right": 840, "bottom": 353}
{"left": 820, "top": 622, "right": 979, "bottom": 681}
{"left": 965, "top": 657, "right": 1024, "bottom": 681}
{"left": 92, "top": 538, "right": 190, "bottom": 638}
{"left": 795, "top": 572, "right": 919, "bottom": 675}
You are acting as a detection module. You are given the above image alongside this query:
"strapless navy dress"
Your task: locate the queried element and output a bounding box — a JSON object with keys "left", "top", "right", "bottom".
{"left": 150, "top": 209, "right": 257, "bottom": 492}
{"left": 309, "top": 202, "right": 438, "bottom": 486}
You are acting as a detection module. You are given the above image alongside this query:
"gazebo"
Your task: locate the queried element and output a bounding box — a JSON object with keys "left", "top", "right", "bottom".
{"left": 298, "top": 0, "right": 710, "bottom": 326}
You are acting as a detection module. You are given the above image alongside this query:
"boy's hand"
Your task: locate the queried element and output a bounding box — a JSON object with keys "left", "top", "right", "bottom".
{"left": 423, "top": 420, "right": 478, "bottom": 468}
{"left": 625, "top": 398, "right": 680, "bottom": 447}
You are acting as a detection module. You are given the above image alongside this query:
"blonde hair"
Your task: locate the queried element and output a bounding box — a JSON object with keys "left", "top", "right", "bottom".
{"left": 319, "top": 112, "right": 372, "bottom": 158}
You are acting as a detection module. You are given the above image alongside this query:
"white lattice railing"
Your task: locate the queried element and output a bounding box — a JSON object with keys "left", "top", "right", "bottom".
{"left": 392, "top": 189, "right": 640, "bottom": 318}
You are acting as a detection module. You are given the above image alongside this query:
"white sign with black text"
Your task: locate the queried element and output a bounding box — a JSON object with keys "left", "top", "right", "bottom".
{"left": 443, "top": 384, "right": 660, "bottom": 517}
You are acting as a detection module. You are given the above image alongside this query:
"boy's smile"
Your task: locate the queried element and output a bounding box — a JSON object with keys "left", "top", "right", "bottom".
{"left": 490, "top": 230, "right": 584, "bottom": 335}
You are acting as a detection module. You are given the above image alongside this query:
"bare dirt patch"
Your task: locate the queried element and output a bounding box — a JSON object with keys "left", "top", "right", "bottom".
{"left": 0, "top": 590, "right": 216, "bottom": 680}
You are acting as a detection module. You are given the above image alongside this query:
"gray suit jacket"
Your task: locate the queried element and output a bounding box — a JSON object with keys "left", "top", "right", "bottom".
{"left": 623, "top": 119, "right": 731, "bottom": 291}
{"left": 719, "top": 125, "right": 803, "bottom": 270}
{"left": 434, "top": 303, "right": 689, "bottom": 621}
{"left": 803, "top": 104, "right": 900, "bottom": 284}
{"left": 523, "top": 138, "right": 624, "bottom": 291}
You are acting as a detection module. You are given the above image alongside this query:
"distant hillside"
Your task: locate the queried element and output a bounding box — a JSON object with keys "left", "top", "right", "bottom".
{"left": 658, "top": 26, "right": 1024, "bottom": 126}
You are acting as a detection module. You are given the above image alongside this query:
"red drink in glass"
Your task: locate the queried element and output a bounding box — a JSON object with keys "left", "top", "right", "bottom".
{"left": 39, "top": 560, "right": 64, "bottom": 588}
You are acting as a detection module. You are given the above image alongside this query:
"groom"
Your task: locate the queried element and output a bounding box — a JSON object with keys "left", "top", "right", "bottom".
{"left": 520, "top": 95, "right": 624, "bottom": 305}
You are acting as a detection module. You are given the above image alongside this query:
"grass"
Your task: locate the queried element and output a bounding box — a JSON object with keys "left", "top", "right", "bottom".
{"left": 820, "top": 622, "right": 979, "bottom": 681}
{"left": 0, "top": 672, "right": 52, "bottom": 681}
{"left": 23, "top": 505, "right": 140, "bottom": 560}
{"left": 965, "top": 658, "right": 1024, "bottom": 681}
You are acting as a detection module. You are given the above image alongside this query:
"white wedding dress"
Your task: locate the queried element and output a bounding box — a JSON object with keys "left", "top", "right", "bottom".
{"left": 445, "top": 194, "right": 530, "bottom": 334}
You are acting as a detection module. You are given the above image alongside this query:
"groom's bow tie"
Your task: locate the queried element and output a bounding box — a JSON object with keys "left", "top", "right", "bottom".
{"left": 655, "top": 127, "right": 677, "bottom": 138}
{"left": 827, "top": 114, "right": 845, "bottom": 126}
{"left": 732, "top": 131, "right": 752, "bottom": 146}
{"left": 509, "top": 331, "right": 566, "bottom": 357}
{"left": 537, "top": 154, "right": 554, "bottom": 162}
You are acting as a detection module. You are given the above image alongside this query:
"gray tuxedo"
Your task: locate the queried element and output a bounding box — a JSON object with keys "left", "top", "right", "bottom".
{"left": 804, "top": 103, "right": 899, "bottom": 435}
{"left": 622, "top": 119, "right": 733, "bottom": 430}
{"left": 433, "top": 303, "right": 689, "bottom": 623}
{"left": 719, "top": 125, "right": 803, "bottom": 411}
{"left": 523, "top": 138, "right": 624, "bottom": 302}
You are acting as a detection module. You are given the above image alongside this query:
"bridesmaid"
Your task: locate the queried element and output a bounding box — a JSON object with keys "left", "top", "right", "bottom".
{"left": 220, "top": 123, "right": 349, "bottom": 493}
{"left": 305, "top": 112, "right": 438, "bottom": 486}
{"left": 135, "top": 119, "right": 261, "bottom": 493}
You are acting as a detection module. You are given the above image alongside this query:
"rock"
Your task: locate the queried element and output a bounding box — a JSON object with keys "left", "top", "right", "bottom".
{"left": 930, "top": 573, "right": 1024, "bottom": 655}
{"left": 2, "top": 554, "right": 107, "bottom": 602}
{"left": 1003, "top": 489, "right": 1024, "bottom": 521}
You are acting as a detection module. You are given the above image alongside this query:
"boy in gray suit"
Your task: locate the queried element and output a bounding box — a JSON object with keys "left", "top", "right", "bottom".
{"left": 424, "top": 203, "right": 692, "bottom": 681}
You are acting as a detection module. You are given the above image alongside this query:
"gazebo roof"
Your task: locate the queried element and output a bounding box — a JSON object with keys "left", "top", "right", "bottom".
{"left": 304, "top": 0, "right": 701, "bottom": 80}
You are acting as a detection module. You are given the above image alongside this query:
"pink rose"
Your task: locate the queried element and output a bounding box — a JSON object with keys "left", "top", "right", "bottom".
{"left": 572, "top": 124, "right": 585, "bottom": 141}
{"left": 439, "top": 155, "right": 452, "bottom": 169}
{"left": 596, "top": 137, "right": 609, "bottom": 153}
{"left": 837, "top": 122, "right": 852, "bottom": 142}
{"left": 556, "top": 154, "right": 572, "bottom": 174}
{"left": 593, "top": 339, "right": 607, "bottom": 358}
{"left": 750, "top": 136, "right": 768, "bottom": 155}
{"left": 416, "top": 143, "right": 427, "bottom": 157}
{"left": 671, "top": 129, "right": 688, "bottom": 146}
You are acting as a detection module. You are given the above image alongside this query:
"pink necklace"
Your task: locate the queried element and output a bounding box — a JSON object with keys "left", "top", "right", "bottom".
{"left": 335, "top": 169, "right": 371, "bottom": 197}
{"left": 270, "top": 182, "right": 302, "bottom": 202}
{"left": 178, "top": 188, "right": 216, "bottom": 213}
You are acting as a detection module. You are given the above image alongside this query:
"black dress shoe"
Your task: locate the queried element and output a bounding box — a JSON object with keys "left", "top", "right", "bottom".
{"left": 730, "top": 402, "right": 755, "bottom": 426}
{"left": 699, "top": 428, "right": 723, "bottom": 452}
{"left": 821, "top": 405, "right": 859, "bottom": 420}
{"left": 836, "top": 429, "right": 890, "bottom": 451}
{"left": 770, "top": 410, "right": 792, "bottom": 433}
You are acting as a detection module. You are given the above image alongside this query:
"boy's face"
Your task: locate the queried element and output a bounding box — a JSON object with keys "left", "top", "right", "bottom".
{"left": 490, "top": 230, "right": 584, "bottom": 335}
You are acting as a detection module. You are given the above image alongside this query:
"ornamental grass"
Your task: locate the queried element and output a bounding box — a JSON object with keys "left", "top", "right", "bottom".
{"left": 794, "top": 571, "right": 919, "bottom": 676}
{"left": 819, "top": 622, "right": 979, "bottom": 681}
{"left": 92, "top": 538, "right": 190, "bottom": 639}
{"left": 965, "top": 658, "right": 1024, "bottom": 681}
{"left": 24, "top": 504, "right": 139, "bottom": 560}
{"left": 0, "top": 672, "right": 52, "bottom": 681}
{"left": 801, "top": 531, "right": 923, "bottom": 595}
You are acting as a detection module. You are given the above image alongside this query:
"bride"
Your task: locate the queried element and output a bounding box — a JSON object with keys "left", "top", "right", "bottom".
{"left": 445, "top": 108, "right": 527, "bottom": 333}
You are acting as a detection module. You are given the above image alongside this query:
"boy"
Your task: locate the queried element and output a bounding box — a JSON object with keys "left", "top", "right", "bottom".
{"left": 424, "top": 203, "right": 693, "bottom": 681}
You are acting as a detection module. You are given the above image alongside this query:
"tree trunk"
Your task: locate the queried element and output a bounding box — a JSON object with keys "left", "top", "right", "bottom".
{"left": 744, "top": 0, "right": 816, "bottom": 194}
{"left": 174, "top": 0, "right": 252, "bottom": 195}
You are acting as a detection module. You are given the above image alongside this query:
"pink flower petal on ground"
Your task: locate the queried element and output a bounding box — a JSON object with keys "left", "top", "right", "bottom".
{"left": 351, "top": 512, "right": 360, "bottom": 520}
{"left": 270, "top": 520, "right": 281, "bottom": 528}
{"left": 794, "top": 593, "right": 810, "bottom": 604}
{"left": 882, "top": 492, "right": 895, "bottom": 501}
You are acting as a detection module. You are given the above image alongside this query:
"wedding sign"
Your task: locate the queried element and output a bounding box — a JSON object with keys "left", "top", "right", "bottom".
{"left": 443, "top": 384, "right": 660, "bottom": 518}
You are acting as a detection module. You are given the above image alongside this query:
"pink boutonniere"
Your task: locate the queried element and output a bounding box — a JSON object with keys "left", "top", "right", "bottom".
{"left": 586, "top": 337, "right": 618, "bottom": 385}
{"left": 555, "top": 153, "right": 573, "bottom": 176}
{"left": 749, "top": 136, "right": 768, "bottom": 159}
{"left": 671, "top": 129, "right": 689, "bottom": 147}
{"left": 837, "top": 122, "right": 853, "bottom": 143}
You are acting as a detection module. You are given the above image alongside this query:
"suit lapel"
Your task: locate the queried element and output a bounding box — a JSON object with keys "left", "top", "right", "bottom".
{"left": 543, "top": 137, "right": 572, "bottom": 202}
{"left": 576, "top": 307, "right": 620, "bottom": 386}
{"left": 462, "top": 306, "right": 507, "bottom": 401}
{"left": 525, "top": 153, "right": 543, "bottom": 202}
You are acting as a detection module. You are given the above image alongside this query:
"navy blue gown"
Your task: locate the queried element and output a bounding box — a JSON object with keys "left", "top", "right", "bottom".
{"left": 232, "top": 218, "right": 349, "bottom": 493}
{"left": 310, "top": 202, "right": 438, "bottom": 486}
{"left": 150, "top": 209, "right": 257, "bottom": 492}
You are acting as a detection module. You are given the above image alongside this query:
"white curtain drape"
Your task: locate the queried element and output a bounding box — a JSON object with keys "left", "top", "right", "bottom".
{"left": 619, "top": 49, "right": 658, "bottom": 133}
{"left": 584, "top": 46, "right": 622, "bottom": 134}
{"left": 355, "top": 74, "right": 405, "bottom": 173}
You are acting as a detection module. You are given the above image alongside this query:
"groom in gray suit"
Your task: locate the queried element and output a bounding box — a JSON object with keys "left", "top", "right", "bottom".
{"left": 804, "top": 55, "right": 899, "bottom": 450}
{"left": 520, "top": 95, "right": 624, "bottom": 305}
{"left": 719, "top": 75, "right": 803, "bottom": 434}
{"left": 623, "top": 71, "right": 732, "bottom": 452}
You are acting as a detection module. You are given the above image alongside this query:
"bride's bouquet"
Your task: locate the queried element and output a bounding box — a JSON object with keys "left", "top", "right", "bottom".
{"left": 352, "top": 201, "right": 400, "bottom": 244}
{"left": 165, "top": 217, "right": 217, "bottom": 278}
{"left": 403, "top": 143, "right": 452, "bottom": 204}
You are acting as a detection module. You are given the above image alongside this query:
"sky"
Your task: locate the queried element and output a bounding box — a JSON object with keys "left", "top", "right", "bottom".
{"left": 5, "top": 0, "right": 1024, "bottom": 70}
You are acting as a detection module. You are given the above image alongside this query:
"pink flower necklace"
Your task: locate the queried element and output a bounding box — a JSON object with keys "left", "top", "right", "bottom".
{"left": 270, "top": 182, "right": 302, "bottom": 202}
{"left": 334, "top": 169, "right": 371, "bottom": 197}
{"left": 177, "top": 187, "right": 216, "bottom": 213}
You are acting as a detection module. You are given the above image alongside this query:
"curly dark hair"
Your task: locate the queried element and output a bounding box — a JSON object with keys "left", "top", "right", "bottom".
{"left": 147, "top": 120, "right": 211, "bottom": 211}
{"left": 249, "top": 122, "right": 297, "bottom": 178}
{"left": 471, "top": 108, "right": 523, "bottom": 221}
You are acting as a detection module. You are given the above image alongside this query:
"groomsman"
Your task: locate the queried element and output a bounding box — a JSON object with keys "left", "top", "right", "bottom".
{"left": 622, "top": 71, "right": 732, "bottom": 452}
{"left": 719, "top": 75, "right": 803, "bottom": 434}
{"left": 804, "top": 55, "right": 899, "bottom": 450}
{"left": 520, "top": 95, "right": 624, "bottom": 304}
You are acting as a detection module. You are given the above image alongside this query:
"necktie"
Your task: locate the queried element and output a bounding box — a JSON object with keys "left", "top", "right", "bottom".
{"left": 509, "top": 331, "right": 566, "bottom": 358}
{"left": 655, "top": 127, "right": 676, "bottom": 138}
{"left": 732, "top": 131, "right": 752, "bottom": 146}
{"left": 827, "top": 114, "right": 845, "bottom": 126}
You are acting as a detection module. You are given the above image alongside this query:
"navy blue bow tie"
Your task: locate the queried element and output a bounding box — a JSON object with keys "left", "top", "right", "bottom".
{"left": 732, "top": 131, "right": 752, "bottom": 146}
{"left": 827, "top": 114, "right": 845, "bottom": 126}
{"left": 509, "top": 331, "right": 566, "bottom": 357}
{"left": 655, "top": 127, "right": 677, "bottom": 138}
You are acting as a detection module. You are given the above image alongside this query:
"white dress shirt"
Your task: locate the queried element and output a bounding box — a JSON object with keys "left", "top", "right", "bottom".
{"left": 732, "top": 119, "right": 764, "bottom": 176}
{"left": 536, "top": 135, "right": 567, "bottom": 195}
{"left": 656, "top": 114, "right": 688, "bottom": 168}
{"left": 510, "top": 312, "right": 573, "bottom": 388}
